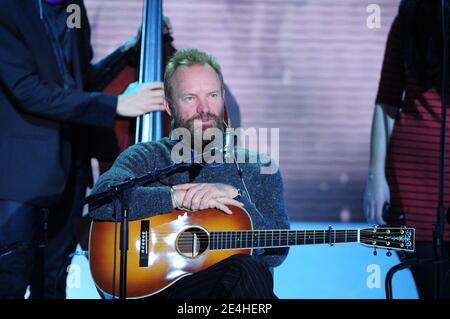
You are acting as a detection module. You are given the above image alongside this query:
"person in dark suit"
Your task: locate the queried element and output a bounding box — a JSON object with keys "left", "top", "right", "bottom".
{"left": 0, "top": 0, "right": 165, "bottom": 298}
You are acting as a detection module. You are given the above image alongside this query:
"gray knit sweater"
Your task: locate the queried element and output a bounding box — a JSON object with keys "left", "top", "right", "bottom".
{"left": 89, "top": 137, "right": 290, "bottom": 269}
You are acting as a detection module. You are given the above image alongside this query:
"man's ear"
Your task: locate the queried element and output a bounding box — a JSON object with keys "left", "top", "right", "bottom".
{"left": 164, "top": 98, "right": 172, "bottom": 116}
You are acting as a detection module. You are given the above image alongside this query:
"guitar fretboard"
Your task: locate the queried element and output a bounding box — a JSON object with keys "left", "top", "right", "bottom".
{"left": 209, "top": 229, "right": 359, "bottom": 250}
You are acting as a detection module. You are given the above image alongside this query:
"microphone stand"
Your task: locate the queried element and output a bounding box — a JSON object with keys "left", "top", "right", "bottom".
{"left": 385, "top": 0, "right": 449, "bottom": 299}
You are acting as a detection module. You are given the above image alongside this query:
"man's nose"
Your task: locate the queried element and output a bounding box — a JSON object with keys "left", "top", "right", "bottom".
{"left": 196, "top": 97, "right": 210, "bottom": 114}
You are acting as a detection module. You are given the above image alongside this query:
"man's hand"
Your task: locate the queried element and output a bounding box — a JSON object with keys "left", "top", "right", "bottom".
{"left": 123, "top": 16, "right": 171, "bottom": 53}
{"left": 172, "top": 183, "right": 243, "bottom": 215}
{"left": 122, "top": 26, "right": 141, "bottom": 52}
{"left": 117, "top": 82, "right": 165, "bottom": 117}
{"left": 363, "top": 174, "right": 390, "bottom": 225}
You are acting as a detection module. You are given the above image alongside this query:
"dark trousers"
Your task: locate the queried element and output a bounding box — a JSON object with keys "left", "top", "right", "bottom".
{"left": 150, "top": 254, "right": 277, "bottom": 299}
{"left": 399, "top": 241, "right": 450, "bottom": 299}
{"left": 0, "top": 168, "right": 86, "bottom": 299}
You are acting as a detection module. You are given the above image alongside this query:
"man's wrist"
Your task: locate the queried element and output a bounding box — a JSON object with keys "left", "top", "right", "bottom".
{"left": 170, "top": 187, "right": 181, "bottom": 209}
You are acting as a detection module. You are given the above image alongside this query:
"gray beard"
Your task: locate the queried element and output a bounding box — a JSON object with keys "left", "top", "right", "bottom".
{"left": 171, "top": 110, "right": 225, "bottom": 148}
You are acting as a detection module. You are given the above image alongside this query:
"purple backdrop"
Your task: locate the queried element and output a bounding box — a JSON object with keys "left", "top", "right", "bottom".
{"left": 84, "top": 0, "right": 400, "bottom": 222}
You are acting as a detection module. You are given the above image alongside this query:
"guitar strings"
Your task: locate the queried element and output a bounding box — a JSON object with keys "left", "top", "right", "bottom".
{"left": 133, "top": 232, "right": 411, "bottom": 248}
{"left": 137, "top": 231, "right": 408, "bottom": 239}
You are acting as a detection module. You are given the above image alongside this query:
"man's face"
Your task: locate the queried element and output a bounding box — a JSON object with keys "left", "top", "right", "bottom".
{"left": 165, "top": 64, "right": 224, "bottom": 137}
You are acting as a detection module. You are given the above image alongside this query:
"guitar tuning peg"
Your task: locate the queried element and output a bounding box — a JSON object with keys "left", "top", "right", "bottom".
{"left": 373, "top": 248, "right": 377, "bottom": 256}
{"left": 386, "top": 249, "right": 392, "bottom": 257}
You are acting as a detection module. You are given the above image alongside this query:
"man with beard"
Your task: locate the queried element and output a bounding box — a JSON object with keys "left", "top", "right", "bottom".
{"left": 89, "top": 48, "right": 289, "bottom": 299}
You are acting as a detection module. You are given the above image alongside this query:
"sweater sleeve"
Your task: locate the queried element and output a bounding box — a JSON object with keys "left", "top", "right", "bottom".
{"left": 88, "top": 143, "right": 174, "bottom": 221}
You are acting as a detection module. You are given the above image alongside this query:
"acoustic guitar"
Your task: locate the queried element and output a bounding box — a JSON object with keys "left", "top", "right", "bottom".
{"left": 88, "top": 205, "right": 415, "bottom": 298}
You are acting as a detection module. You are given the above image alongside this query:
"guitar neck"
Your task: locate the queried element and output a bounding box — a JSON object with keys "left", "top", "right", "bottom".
{"left": 209, "top": 229, "right": 359, "bottom": 250}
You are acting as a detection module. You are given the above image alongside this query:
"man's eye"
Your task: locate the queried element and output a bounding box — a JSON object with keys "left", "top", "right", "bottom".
{"left": 184, "top": 96, "right": 194, "bottom": 102}
{"left": 210, "top": 93, "right": 218, "bottom": 98}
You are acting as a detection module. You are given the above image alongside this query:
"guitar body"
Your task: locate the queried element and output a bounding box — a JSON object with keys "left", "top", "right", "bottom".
{"left": 89, "top": 205, "right": 253, "bottom": 298}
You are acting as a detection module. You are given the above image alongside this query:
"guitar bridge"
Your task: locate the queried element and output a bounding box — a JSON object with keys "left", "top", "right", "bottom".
{"left": 139, "top": 220, "right": 150, "bottom": 267}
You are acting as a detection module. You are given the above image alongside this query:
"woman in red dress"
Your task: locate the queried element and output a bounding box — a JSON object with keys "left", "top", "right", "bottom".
{"left": 364, "top": 0, "right": 450, "bottom": 298}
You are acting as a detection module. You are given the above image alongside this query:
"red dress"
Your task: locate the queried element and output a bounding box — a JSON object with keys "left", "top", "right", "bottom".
{"left": 376, "top": 16, "right": 450, "bottom": 242}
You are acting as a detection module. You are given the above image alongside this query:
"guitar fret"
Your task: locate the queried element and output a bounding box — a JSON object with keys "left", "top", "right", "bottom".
{"left": 276, "top": 230, "right": 280, "bottom": 247}
{"left": 231, "top": 231, "right": 234, "bottom": 249}
{"left": 224, "top": 232, "right": 227, "bottom": 249}
{"left": 278, "top": 230, "right": 283, "bottom": 246}
{"left": 264, "top": 231, "right": 268, "bottom": 247}
{"left": 245, "top": 231, "right": 249, "bottom": 249}
{"left": 289, "top": 231, "right": 294, "bottom": 246}
{"left": 268, "top": 230, "right": 271, "bottom": 247}
{"left": 215, "top": 232, "right": 218, "bottom": 250}
{"left": 279, "top": 230, "right": 282, "bottom": 246}
{"left": 231, "top": 231, "right": 233, "bottom": 249}
{"left": 217, "top": 232, "right": 220, "bottom": 249}
{"left": 225, "top": 232, "right": 228, "bottom": 249}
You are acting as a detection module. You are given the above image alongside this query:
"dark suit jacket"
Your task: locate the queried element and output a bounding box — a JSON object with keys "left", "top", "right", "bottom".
{"left": 0, "top": 0, "right": 128, "bottom": 206}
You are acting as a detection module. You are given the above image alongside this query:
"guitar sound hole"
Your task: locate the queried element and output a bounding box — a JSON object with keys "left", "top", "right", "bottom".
{"left": 177, "top": 227, "right": 209, "bottom": 258}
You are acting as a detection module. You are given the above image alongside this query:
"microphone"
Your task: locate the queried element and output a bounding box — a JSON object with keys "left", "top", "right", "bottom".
{"left": 224, "top": 127, "right": 234, "bottom": 163}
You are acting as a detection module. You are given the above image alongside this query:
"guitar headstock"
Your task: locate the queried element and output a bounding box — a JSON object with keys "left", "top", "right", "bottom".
{"left": 359, "top": 227, "right": 415, "bottom": 252}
